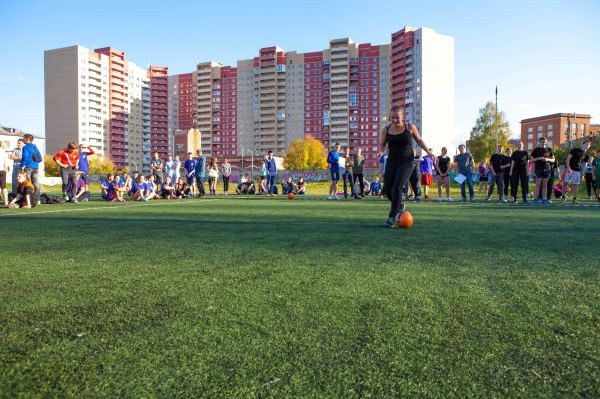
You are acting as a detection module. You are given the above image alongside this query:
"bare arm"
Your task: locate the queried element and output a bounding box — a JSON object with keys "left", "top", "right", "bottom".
{"left": 409, "top": 125, "right": 433, "bottom": 157}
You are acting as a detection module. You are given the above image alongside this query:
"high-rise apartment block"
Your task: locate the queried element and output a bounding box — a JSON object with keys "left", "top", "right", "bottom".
{"left": 45, "top": 26, "right": 453, "bottom": 171}
{"left": 45, "top": 45, "right": 166, "bottom": 172}
{"left": 195, "top": 26, "right": 453, "bottom": 167}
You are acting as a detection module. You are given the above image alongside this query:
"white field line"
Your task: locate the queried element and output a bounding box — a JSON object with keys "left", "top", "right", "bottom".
{"left": 0, "top": 199, "right": 217, "bottom": 217}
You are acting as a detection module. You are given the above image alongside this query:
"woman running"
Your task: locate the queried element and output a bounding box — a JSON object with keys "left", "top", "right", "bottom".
{"left": 379, "top": 105, "right": 433, "bottom": 228}
{"left": 435, "top": 147, "right": 451, "bottom": 201}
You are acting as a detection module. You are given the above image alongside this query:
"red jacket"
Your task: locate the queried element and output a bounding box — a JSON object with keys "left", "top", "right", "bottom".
{"left": 53, "top": 149, "right": 79, "bottom": 167}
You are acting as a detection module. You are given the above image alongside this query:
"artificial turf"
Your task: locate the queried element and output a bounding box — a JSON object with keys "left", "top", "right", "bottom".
{"left": 0, "top": 195, "right": 598, "bottom": 398}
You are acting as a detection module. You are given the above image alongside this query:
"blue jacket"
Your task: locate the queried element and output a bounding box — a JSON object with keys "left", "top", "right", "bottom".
{"left": 265, "top": 157, "right": 277, "bottom": 176}
{"left": 327, "top": 150, "right": 340, "bottom": 169}
{"left": 21, "top": 143, "right": 42, "bottom": 169}
{"left": 194, "top": 155, "right": 206, "bottom": 178}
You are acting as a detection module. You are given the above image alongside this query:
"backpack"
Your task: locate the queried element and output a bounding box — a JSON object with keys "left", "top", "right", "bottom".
{"left": 40, "top": 194, "right": 66, "bottom": 204}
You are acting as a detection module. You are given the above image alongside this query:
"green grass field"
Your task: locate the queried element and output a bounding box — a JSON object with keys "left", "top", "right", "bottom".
{"left": 1, "top": 191, "right": 599, "bottom": 398}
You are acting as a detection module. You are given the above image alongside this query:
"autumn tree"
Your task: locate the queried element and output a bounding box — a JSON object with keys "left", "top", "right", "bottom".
{"left": 468, "top": 101, "right": 511, "bottom": 162}
{"left": 283, "top": 137, "right": 328, "bottom": 170}
{"left": 43, "top": 155, "right": 60, "bottom": 177}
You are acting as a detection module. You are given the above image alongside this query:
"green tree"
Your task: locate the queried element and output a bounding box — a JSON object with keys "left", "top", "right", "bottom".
{"left": 468, "top": 101, "right": 511, "bottom": 162}
{"left": 43, "top": 155, "right": 60, "bottom": 177}
{"left": 283, "top": 137, "right": 327, "bottom": 170}
{"left": 89, "top": 156, "right": 115, "bottom": 175}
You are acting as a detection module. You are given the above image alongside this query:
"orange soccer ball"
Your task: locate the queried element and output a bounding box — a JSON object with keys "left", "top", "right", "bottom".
{"left": 288, "top": 193, "right": 295, "bottom": 200}
{"left": 395, "top": 211, "right": 413, "bottom": 228}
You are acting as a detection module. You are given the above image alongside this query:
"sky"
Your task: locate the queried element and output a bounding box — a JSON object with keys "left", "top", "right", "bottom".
{"left": 1, "top": 0, "right": 599, "bottom": 146}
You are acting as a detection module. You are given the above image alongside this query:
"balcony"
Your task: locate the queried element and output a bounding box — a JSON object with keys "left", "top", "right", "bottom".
{"left": 331, "top": 97, "right": 347, "bottom": 104}
{"left": 331, "top": 105, "right": 349, "bottom": 111}
{"left": 331, "top": 90, "right": 348, "bottom": 96}
{"left": 330, "top": 68, "right": 348, "bottom": 74}
{"left": 331, "top": 47, "right": 348, "bottom": 53}
{"left": 330, "top": 61, "right": 348, "bottom": 68}
{"left": 331, "top": 83, "right": 348, "bottom": 89}
{"left": 331, "top": 76, "right": 348, "bottom": 82}
{"left": 331, "top": 127, "right": 348, "bottom": 133}
{"left": 405, "top": 98, "right": 414, "bottom": 104}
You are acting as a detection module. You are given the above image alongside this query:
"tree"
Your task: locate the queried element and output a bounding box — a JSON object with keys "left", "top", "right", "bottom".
{"left": 283, "top": 137, "right": 328, "bottom": 170}
{"left": 468, "top": 101, "right": 511, "bottom": 162}
{"left": 43, "top": 155, "right": 60, "bottom": 177}
{"left": 89, "top": 156, "right": 115, "bottom": 175}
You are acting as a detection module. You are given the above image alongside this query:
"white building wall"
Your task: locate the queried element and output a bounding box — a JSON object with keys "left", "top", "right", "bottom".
{"left": 416, "top": 28, "right": 455, "bottom": 153}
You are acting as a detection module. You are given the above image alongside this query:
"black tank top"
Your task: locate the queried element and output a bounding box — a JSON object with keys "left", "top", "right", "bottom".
{"left": 438, "top": 156, "right": 450, "bottom": 173}
{"left": 386, "top": 123, "right": 413, "bottom": 159}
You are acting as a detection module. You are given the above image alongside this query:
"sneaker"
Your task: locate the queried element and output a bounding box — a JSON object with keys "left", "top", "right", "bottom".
{"left": 385, "top": 217, "right": 395, "bottom": 228}
{"left": 413, "top": 196, "right": 421, "bottom": 202}
{"left": 546, "top": 199, "right": 552, "bottom": 205}
{"left": 469, "top": 197, "right": 475, "bottom": 203}
{"left": 398, "top": 203, "right": 407, "bottom": 213}
{"left": 541, "top": 199, "right": 548, "bottom": 205}
{"left": 438, "top": 197, "right": 442, "bottom": 202}
{"left": 447, "top": 197, "right": 453, "bottom": 202}
{"left": 573, "top": 199, "right": 580, "bottom": 205}
{"left": 327, "top": 195, "right": 333, "bottom": 200}
{"left": 82, "top": 198, "right": 89, "bottom": 202}
{"left": 141, "top": 197, "right": 148, "bottom": 202}
{"left": 71, "top": 198, "right": 78, "bottom": 203}
{"left": 334, "top": 195, "right": 341, "bottom": 200}
{"left": 424, "top": 195, "right": 431, "bottom": 200}
{"left": 531, "top": 199, "right": 540, "bottom": 205}
{"left": 461, "top": 198, "right": 467, "bottom": 203}
{"left": 37, "top": 200, "right": 41, "bottom": 205}
{"left": 485, "top": 196, "right": 491, "bottom": 201}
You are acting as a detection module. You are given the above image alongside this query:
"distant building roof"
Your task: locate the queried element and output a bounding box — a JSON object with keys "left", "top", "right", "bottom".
{"left": 0, "top": 126, "right": 44, "bottom": 139}
{"left": 520, "top": 113, "right": 592, "bottom": 124}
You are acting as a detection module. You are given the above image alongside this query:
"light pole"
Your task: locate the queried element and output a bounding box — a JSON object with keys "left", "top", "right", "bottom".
{"left": 495, "top": 86, "right": 499, "bottom": 149}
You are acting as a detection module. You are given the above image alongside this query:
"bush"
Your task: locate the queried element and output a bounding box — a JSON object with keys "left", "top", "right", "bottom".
{"left": 43, "top": 155, "right": 60, "bottom": 177}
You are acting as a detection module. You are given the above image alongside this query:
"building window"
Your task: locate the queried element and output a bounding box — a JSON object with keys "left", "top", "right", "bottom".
{"left": 537, "top": 126, "right": 543, "bottom": 132}
{"left": 527, "top": 127, "right": 533, "bottom": 133}
{"left": 547, "top": 124, "right": 553, "bottom": 130}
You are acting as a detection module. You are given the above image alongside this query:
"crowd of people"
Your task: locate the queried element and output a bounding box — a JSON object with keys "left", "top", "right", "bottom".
{"left": 2, "top": 120, "right": 599, "bottom": 213}
{"left": 0, "top": 134, "right": 43, "bottom": 208}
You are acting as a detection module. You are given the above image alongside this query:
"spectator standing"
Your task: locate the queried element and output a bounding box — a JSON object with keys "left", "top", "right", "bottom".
{"left": 353, "top": 147, "right": 366, "bottom": 198}
{"left": 53, "top": 142, "right": 80, "bottom": 203}
{"left": 195, "top": 149, "right": 207, "bottom": 197}
{"left": 9, "top": 139, "right": 24, "bottom": 195}
{"left": 77, "top": 144, "right": 95, "bottom": 190}
{"left": 20, "top": 134, "right": 43, "bottom": 205}
{"left": 265, "top": 151, "right": 277, "bottom": 195}
{"left": 221, "top": 158, "right": 232, "bottom": 195}
{"left": 207, "top": 158, "right": 219, "bottom": 195}
{"left": 327, "top": 143, "right": 342, "bottom": 200}
{"left": 454, "top": 144, "right": 475, "bottom": 202}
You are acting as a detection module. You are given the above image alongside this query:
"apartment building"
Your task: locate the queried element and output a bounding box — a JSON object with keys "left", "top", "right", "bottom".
{"left": 195, "top": 26, "right": 453, "bottom": 167}
{"left": 520, "top": 113, "right": 593, "bottom": 150}
{"left": 45, "top": 45, "right": 167, "bottom": 171}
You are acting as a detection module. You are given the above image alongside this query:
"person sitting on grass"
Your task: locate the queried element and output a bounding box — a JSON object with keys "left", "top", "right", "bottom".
{"left": 295, "top": 177, "right": 306, "bottom": 195}
{"left": 111, "top": 174, "right": 126, "bottom": 202}
{"left": 131, "top": 175, "right": 146, "bottom": 201}
{"left": 161, "top": 175, "right": 175, "bottom": 199}
{"left": 282, "top": 176, "right": 295, "bottom": 194}
{"left": 370, "top": 177, "right": 382, "bottom": 196}
{"left": 175, "top": 177, "right": 191, "bottom": 198}
{"left": 122, "top": 172, "right": 132, "bottom": 193}
{"left": 66, "top": 172, "right": 91, "bottom": 202}
{"left": 145, "top": 175, "right": 158, "bottom": 200}
{"left": 7, "top": 171, "right": 36, "bottom": 208}
{"left": 100, "top": 174, "right": 114, "bottom": 201}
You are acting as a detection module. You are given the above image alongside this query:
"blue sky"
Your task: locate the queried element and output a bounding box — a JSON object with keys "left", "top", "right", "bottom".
{"left": 1, "top": 0, "right": 599, "bottom": 144}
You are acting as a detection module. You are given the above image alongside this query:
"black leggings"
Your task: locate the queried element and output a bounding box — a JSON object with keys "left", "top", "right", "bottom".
{"left": 223, "top": 176, "right": 230, "bottom": 192}
{"left": 383, "top": 157, "right": 413, "bottom": 218}
{"left": 584, "top": 173, "right": 596, "bottom": 196}
{"left": 503, "top": 170, "right": 510, "bottom": 197}
{"left": 511, "top": 169, "right": 528, "bottom": 200}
